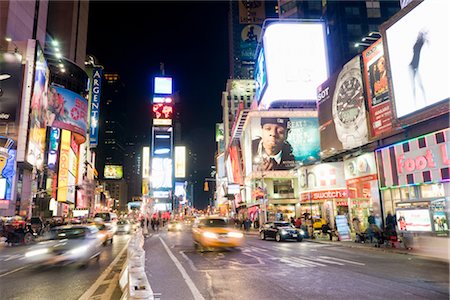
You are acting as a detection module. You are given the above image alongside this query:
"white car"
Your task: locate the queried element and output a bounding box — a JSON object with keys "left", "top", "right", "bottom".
{"left": 24, "top": 225, "right": 103, "bottom": 268}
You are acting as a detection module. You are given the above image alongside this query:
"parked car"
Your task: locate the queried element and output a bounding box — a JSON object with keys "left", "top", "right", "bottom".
{"left": 259, "top": 221, "right": 305, "bottom": 242}
{"left": 24, "top": 225, "right": 103, "bottom": 267}
{"left": 192, "top": 217, "right": 244, "bottom": 251}
{"left": 116, "top": 220, "right": 131, "bottom": 234}
{"left": 312, "top": 217, "right": 327, "bottom": 230}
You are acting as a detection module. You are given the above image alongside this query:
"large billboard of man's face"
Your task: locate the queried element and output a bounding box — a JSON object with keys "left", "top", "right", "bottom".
{"left": 250, "top": 116, "right": 320, "bottom": 171}
{"left": 383, "top": 0, "right": 450, "bottom": 119}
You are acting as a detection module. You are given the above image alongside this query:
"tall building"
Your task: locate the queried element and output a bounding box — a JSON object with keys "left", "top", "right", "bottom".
{"left": 124, "top": 135, "right": 148, "bottom": 202}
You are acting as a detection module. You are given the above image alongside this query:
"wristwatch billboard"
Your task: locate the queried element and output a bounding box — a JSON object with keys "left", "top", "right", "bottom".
{"left": 332, "top": 57, "right": 368, "bottom": 149}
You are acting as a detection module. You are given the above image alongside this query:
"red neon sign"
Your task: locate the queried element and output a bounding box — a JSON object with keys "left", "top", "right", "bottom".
{"left": 152, "top": 103, "right": 174, "bottom": 119}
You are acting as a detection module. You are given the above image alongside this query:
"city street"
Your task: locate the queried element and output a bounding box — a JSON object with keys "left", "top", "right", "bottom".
{"left": 144, "top": 228, "right": 449, "bottom": 300}
{"left": 0, "top": 234, "right": 130, "bottom": 300}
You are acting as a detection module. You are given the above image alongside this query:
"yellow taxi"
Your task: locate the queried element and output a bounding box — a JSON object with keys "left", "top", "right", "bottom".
{"left": 192, "top": 216, "right": 244, "bottom": 251}
{"left": 312, "top": 217, "right": 327, "bottom": 230}
{"left": 92, "top": 219, "right": 114, "bottom": 246}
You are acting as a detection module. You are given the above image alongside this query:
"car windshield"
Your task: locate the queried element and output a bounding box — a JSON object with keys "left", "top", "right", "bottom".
{"left": 50, "top": 227, "right": 87, "bottom": 240}
{"left": 200, "top": 218, "right": 229, "bottom": 227}
{"left": 274, "top": 222, "right": 294, "bottom": 228}
{"left": 30, "top": 218, "right": 41, "bottom": 224}
{"left": 94, "top": 213, "right": 110, "bottom": 221}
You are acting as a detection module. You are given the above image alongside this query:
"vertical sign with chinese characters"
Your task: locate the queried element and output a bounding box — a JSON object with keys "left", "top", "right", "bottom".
{"left": 89, "top": 68, "right": 103, "bottom": 147}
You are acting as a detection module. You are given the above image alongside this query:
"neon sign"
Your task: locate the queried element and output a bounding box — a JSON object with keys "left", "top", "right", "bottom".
{"left": 152, "top": 103, "right": 173, "bottom": 119}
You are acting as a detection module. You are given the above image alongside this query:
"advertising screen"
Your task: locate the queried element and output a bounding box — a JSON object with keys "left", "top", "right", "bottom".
{"left": 0, "top": 52, "right": 23, "bottom": 122}
{"left": 0, "top": 137, "right": 17, "bottom": 201}
{"left": 27, "top": 43, "right": 49, "bottom": 170}
{"left": 362, "top": 39, "right": 393, "bottom": 138}
{"left": 174, "top": 146, "right": 186, "bottom": 178}
{"left": 254, "top": 48, "right": 267, "bottom": 103}
{"left": 229, "top": 143, "right": 243, "bottom": 184}
{"left": 104, "top": 165, "right": 123, "bottom": 179}
{"left": 154, "top": 77, "right": 173, "bottom": 95}
{"left": 397, "top": 209, "right": 432, "bottom": 232}
{"left": 317, "top": 56, "right": 369, "bottom": 158}
{"left": 89, "top": 67, "right": 103, "bottom": 147}
{"left": 250, "top": 116, "right": 320, "bottom": 171}
{"left": 47, "top": 127, "right": 60, "bottom": 171}
{"left": 259, "top": 21, "right": 329, "bottom": 108}
{"left": 57, "top": 130, "right": 71, "bottom": 202}
{"left": 238, "top": 0, "right": 265, "bottom": 24}
{"left": 152, "top": 103, "right": 173, "bottom": 120}
{"left": 142, "top": 147, "right": 150, "bottom": 179}
{"left": 151, "top": 157, "right": 172, "bottom": 189}
{"left": 384, "top": 0, "right": 450, "bottom": 118}
{"left": 240, "top": 24, "right": 261, "bottom": 63}
{"left": 49, "top": 85, "right": 89, "bottom": 140}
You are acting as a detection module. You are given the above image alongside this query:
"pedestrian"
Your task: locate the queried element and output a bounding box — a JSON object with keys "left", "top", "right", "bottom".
{"left": 290, "top": 217, "right": 295, "bottom": 226}
{"left": 294, "top": 217, "right": 302, "bottom": 228}
{"left": 352, "top": 217, "right": 365, "bottom": 243}
{"left": 254, "top": 217, "right": 259, "bottom": 229}
{"left": 321, "top": 223, "right": 333, "bottom": 241}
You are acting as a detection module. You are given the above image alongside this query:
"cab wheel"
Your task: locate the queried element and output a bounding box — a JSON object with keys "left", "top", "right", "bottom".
{"left": 259, "top": 231, "right": 266, "bottom": 240}
{"left": 297, "top": 237, "right": 303, "bottom": 242}
{"left": 275, "top": 233, "right": 282, "bottom": 242}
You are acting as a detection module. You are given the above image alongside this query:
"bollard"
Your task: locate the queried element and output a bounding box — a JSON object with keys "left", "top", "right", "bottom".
{"left": 129, "top": 269, "right": 154, "bottom": 299}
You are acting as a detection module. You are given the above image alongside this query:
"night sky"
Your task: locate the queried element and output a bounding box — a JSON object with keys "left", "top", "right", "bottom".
{"left": 87, "top": 1, "right": 230, "bottom": 208}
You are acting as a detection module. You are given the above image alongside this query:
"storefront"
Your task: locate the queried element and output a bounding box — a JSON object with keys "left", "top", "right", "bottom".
{"left": 344, "top": 152, "right": 382, "bottom": 231}
{"left": 298, "top": 162, "right": 346, "bottom": 228}
{"left": 376, "top": 129, "right": 450, "bottom": 237}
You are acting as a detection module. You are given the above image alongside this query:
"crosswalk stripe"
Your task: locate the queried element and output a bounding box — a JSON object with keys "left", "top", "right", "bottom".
{"left": 290, "top": 256, "right": 326, "bottom": 267}
{"left": 319, "top": 256, "right": 365, "bottom": 266}
{"left": 312, "top": 257, "right": 344, "bottom": 265}
{"left": 4, "top": 254, "right": 21, "bottom": 261}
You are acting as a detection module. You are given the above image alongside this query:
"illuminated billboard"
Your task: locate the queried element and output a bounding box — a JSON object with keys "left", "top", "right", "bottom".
{"left": 254, "top": 48, "right": 267, "bottom": 103}
{"left": 89, "top": 67, "right": 103, "bottom": 147}
{"left": 0, "top": 137, "right": 16, "bottom": 201}
{"left": 154, "top": 77, "right": 173, "bottom": 95}
{"left": 151, "top": 157, "right": 172, "bottom": 189}
{"left": 27, "top": 43, "right": 49, "bottom": 170}
{"left": 152, "top": 103, "right": 173, "bottom": 120}
{"left": 249, "top": 115, "right": 320, "bottom": 171}
{"left": 49, "top": 85, "right": 89, "bottom": 141}
{"left": 152, "top": 96, "right": 172, "bottom": 104}
{"left": 318, "top": 56, "right": 369, "bottom": 158}
{"left": 174, "top": 146, "right": 186, "bottom": 178}
{"left": 152, "top": 127, "right": 172, "bottom": 156}
{"left": 0, "top": 52, "right": 23, "bottom": 122}
{"left": 258, "top": 21, "right": 329, "bottom": 108}
{"left": 104, "top": 165, "right": 123, "bottom": 179}
{"left": 47, "top": 127, "right": 60, "bottom": 171}
{"left": 57, "top": 130, "right": 71, "bottom": 202}
{"left": 383, "top": 0, "right": 450, "bottom": 119}
{"left": 362, "top": 39, "right": 393, "bottom": 138}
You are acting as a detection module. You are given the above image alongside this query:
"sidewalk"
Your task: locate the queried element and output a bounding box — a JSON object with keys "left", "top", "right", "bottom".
{"left": 242, "top": 228, "right": 449, "bottom": 263}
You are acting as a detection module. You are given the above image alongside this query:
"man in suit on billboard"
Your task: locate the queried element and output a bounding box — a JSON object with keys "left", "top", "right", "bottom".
{"left": 252, "top": 117, "right": 295, "bottom": 171}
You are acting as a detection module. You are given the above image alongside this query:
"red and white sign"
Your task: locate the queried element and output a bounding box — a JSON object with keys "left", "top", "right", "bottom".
{"left": 300, "top": 189, "right": 350, "bottom": 202}
{"left": 377, "top": 129, "right": 450, "bottom": 188}
{"left": 344, "top": 152, "right": 378, "bottom": 184}
{"left": 299, "top": 162, "right": 345, "bottom": 191}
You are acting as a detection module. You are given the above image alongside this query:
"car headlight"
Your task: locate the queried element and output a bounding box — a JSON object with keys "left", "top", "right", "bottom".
{"left": 69, "top": 245, "right": 89, "bottom": 255}
{"left": 227, "top": 232, "right": 244, "bottom": 238}
{"left": 203, "top": 231, "right": 218, "bottom": 239}
{"left": 176, "top": 224, "right": 182, "bottom": 230}
{"left": 124, "top": 225, "right": 130, "bottom": 231}
{"left": 280, "top": 230, "right": 287, "bottom": 235}
{"left": 299, "top": 229, "right": 305, "bottom": 235}
{"left": 25, "top": 248, "right": 49, "bottom": 258}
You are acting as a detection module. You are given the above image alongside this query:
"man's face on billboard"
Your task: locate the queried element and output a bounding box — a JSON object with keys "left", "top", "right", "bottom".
{"left": 261, "top": 123, "right": 286, "bottom": 155}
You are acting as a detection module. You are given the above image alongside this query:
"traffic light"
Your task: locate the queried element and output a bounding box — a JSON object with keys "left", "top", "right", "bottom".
{"left": 204, "top": 181, "right": 209, "bottom": 192}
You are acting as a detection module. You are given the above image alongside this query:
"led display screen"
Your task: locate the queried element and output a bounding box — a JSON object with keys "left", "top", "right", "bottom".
{"left": 249, "top": 115, "right": 320, "bottom": 171}
{"left": 154, "top": 77, "right": 173, "bottom": 95}
{"left": 384, "top": 0, "right": 450, "bottom": 118}
{"left": 0, "top": 137, "right": 16, "bottom": 201}
{"left": 259, "top": 21, "right": 329, "bottom": 108}
{"left": 104, "top": 165, "right": 124, "bottom": 179}
{"left": 142, "top": 147, "right": 150, "bottom": 179}
{"left": 0, "top": 52, "right": 23, "bottom": 122}
{"left": 152, "top": 103, "right": 174, "bottom": 120}
{"left": 151, "top": 158, "right": 172, "bottom": 189}
{"left": 57, "top": 130, "right": 71, "bottom": 202}
{"left": 174, "top": 146, "right": 186, "bottom": 178}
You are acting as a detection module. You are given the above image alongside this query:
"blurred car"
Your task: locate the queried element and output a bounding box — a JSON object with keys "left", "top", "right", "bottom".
{"left": 312, "top": 217, "right": 327, "bottom": 230}
{"left": 95, "top": 223, "right": 114, "bottom": 245}
{"left": 259, "top": 221, "right": 305, "bottom": 242}
{"left": 183, "top": 217, "right": 196, "bottom": 227}
{"left": 167, "top": 221, "right": 183, "bottom": 231}
{"left": 94, "top": 212, "right": 118, "bottom": 226}
{"left": 29, "top": 216, "right": 45, "bottom": 235}
{"left": 192, "top": 217, "right": 244, "bottom": 251}
{"left": 116, "top": 220, "right": 132, "bottom": 234}
{"left": 24, "top": 225, "right": 103, "bottom": 267}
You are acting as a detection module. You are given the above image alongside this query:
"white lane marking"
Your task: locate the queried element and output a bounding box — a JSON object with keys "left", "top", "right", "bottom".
{"left": 312, "top": 257, "right": 345, "bottom": 265}
{"left": 180, "top": 251, "right": 198, "bottom": 271}
{"left": 78, "top": 241, "right": 129, "bottom": 300}
{"left": 319, "top": 256, "right": 366, "bottom": 266}
{"left": 4, "top": 254, "right": 22, "bottom": 261}
{"left": 290, "top": 256, "right": 326, "bottom": 267}
{"left": 0, "top": 265, "right": 28, "bottom": 278}
{"left": 159, "top": 236, "right": 205, "bottom": 300}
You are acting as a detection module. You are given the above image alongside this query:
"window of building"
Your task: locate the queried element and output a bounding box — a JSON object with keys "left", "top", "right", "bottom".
{"left": 421, "top": 183, "right": 445, "bottom": 198}
{"left": 273, "top": 180, "right": 294, "bottom": 194}
{"left": 367, "top": 7, "right": 381, "bottom": 18}
{"left": 347, "top": 24, "right": 363, "bottom": 37}
{"left": 344, "top": 6, "right": 360, "bottom": 16}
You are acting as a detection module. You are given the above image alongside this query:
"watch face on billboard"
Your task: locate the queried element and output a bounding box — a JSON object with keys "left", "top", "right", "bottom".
{"left": 318, "top": 56, "right": 369, "bottom": 158}
{"left": 384, "top": 0, "right": 450, "bottom": 119}
{"left": 154, "top": 77, "right": 173, "bottom": 95}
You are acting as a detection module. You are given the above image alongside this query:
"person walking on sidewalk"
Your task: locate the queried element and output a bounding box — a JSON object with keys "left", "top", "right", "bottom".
{"left": 352, "top": 217, "right": 365, "bottom": 243}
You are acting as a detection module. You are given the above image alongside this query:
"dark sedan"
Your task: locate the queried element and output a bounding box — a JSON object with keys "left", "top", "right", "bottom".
{"left": 259, "top": 221, "right": 305, "bottom": 242}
